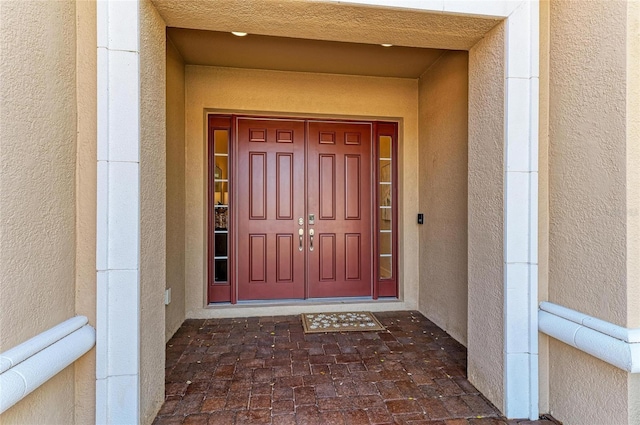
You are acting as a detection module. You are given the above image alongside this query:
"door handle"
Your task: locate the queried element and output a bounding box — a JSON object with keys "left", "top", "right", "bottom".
{"left": 309, "top": 229, "right": 314, "bottom": 251}
{"left": 298, "top": 228, "right": 304, "bottom": 251}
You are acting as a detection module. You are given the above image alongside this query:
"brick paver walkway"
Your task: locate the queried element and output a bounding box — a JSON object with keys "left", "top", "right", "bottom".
{"left": 154, "top": 311, "right": 555, "bottom": 425}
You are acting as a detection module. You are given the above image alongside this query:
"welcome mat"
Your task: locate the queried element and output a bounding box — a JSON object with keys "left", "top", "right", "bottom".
{"left": 301, "top": 312, "right": 385, "bottom": 333}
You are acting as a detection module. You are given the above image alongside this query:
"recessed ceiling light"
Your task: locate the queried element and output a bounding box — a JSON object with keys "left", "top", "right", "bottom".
{"left": 231, "top": 31, "right": 248, "bottom": 37}
{"left": 381, "top": 43, "right": 393, "bottom": 47}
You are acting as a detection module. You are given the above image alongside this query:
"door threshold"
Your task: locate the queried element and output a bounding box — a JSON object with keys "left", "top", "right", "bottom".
{"left": 208, "top": 296, "right": 400, "bottom": 308}
{"left": 202, "top": 297, "right": 408, "bottom": 318}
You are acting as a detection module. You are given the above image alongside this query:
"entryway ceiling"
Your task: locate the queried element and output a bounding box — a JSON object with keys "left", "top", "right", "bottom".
{"left": 167, "top": 28, "right": 447, "bottom": 78}
{"left": 158, "top": 0, "right": 501, "bottom": 79}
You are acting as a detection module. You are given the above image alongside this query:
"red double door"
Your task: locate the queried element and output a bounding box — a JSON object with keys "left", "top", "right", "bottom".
{"left": 237, "top": 117, "right": 372, "bottom": 300}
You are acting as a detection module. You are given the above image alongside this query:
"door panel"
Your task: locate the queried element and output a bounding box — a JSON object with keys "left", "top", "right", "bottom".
{"left": 345, "top": 233, "right": 361, "bottom": 280}
{"left": 276, "top": 234, "right": 294, "bottom": 282}
{"left": 307, "top": 121, "right": 372, "bottom": 298}
{"left": 237, "top": 118, "right": 306, "bottom": 300}
{"left": 344, "top": 155, "right": 361, "bottom": 219}
{"left": 319, "top": 233, "right": 336, "bottom": 281}
{"left": 319, "top": 154, "right": 336, "bottom": 219}
{"left": 249, "top": 234, "right": 267, "bottom": 282}
{"left": 276, "top": 153, "right": 293, "bottom": 219}
{"left": 249, "top": 153, "right": 267, "bottom": 219}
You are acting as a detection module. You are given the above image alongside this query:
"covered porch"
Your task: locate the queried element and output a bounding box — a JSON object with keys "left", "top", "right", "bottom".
{"left": 96, "top": 0, "right": 540, "bottom": 422}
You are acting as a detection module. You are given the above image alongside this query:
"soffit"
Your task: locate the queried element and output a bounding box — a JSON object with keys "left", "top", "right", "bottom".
{"left": 167, "top": 28, "right": 448, "bottom": 79}
{"left": 152, "top": 0, "right": 501, "bottom": 51}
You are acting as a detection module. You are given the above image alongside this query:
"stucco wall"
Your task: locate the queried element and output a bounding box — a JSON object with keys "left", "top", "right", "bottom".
{"left": 165, "top": 39, "right": 186, "bottom": 342}
{"left": 631, "top": 374, "right": 640, "bottom": 425}
{"left": 547, "top": 0, "right": 634, "bottom": 423}
{"left": 549, "top": 340, "right": 627, "bottom": 424}
{"left": 628, "top": 1, "right": 640, "bottom": 421}
{"left": 538, "top": 0, "right": 552, "bottom": 415}
{"left": 0, "top": 0, "right": 78, "bottom": 423}
{"left": 417, "top": 51, "right": 469, "bottom": 346}
{"left": 74, "top": 0, "right": 98, "bottom": 423}
{"left": 467, "top": 22, "right": 505, "bottom": 411}
{"left": 627, "top": 0, "right": 640, "bottom": 331}
{"left": 549, "top": 0, "right": 627, "bottom": 329}
{"left": 139, "top": 0, "right": 167, "bottom": 423}
{"left": 184, "top": 66, "right": 419, "bottom": 317}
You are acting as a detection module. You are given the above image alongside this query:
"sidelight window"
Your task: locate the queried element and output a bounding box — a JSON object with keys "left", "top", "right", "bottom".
{"left": 375, "top": 123, "right": 398, "bottom": 297}
{"left": 212, "top": 130, "right": 229, "bottom": 283}
{"left": 378, "top": 135, "right": 393, "bottom": 279}
{"left": 208, "top": 115, "right": 234, "bottom": 303}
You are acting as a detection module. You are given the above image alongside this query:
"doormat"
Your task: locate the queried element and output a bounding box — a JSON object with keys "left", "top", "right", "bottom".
{"left": 301, "top": 312, "right": 385, "bottom": 333}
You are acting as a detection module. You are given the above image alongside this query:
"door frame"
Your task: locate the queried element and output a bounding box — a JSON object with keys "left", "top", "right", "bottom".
{"left": 206, "top": 114, "right": 399, "bottom": 303}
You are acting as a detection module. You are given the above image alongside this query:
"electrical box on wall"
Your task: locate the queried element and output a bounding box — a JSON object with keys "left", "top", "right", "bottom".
{"left": 164, "top": 288, "right": 171, "bottom": 305}
{"left": 417, "top": 213, "right": 424, "bottom": 225}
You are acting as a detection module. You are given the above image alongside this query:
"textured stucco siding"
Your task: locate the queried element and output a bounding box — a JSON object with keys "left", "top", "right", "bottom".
{"left": 538, "top": 0, "right": 551, "bottom": 414}
{"left": 549, "top": 0, "right": 627, "bottom": 328}
{"left": 627, "top": 0, "right": 640, "bottom": 331}
{"left": 0, "top": 0, "right": 78, "bottom": 423}
{"left": 628, "top": 1, "right": 640, "bottom": 420}
{"left": 549, "top": 340, "right": 627, "bottom": 424}
{"left": 467, "top": 22, "right": 506, "bottom": 412}
{"left": 166, "top": 39, "right": 186, "bottom": 342}
{"left": 74, "top": 0, "right": 98, "bottom": 423}
{"left": 417, "top": 51, "right": 469, "bottom": 347}
{"left": 140, "top": 0, "right": 167, "bottom": 423}
{"left": 630, "top": 374, "right": 640, "bottom": 425}
{"left": 547, "top": 0, "right": 633, "bottom": 423}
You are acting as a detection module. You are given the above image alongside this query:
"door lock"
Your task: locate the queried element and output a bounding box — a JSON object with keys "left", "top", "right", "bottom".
{"left": 308, "top": 214, "right": 315, "bottom": 225}
{"left": 309, "top": 228, "right": 314, "bottom": 251}
{"left": 298, "top": 217, "right": 304, "bottom": 226}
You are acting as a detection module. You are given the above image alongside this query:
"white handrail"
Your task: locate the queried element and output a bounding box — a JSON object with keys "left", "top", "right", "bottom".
{"left": 0, "top": 316, "right": 88, "bottom": 374}
{"left": 540, "top": 302, "right": 640, "bottom": 343}
{"left": 0, "top": 316, "right": 95, "bottom": 414}
{"left": 539, "top": 302, "right": 640, "bottom": 373}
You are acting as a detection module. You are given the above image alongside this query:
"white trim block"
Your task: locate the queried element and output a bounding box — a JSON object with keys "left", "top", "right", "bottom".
{"left": 539, "top": 302, "right": 640, "bottom": 373}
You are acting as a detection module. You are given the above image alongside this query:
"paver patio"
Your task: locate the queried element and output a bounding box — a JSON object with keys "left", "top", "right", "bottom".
{"left": 154, "top": 311, "right": 555, "bottom": 425}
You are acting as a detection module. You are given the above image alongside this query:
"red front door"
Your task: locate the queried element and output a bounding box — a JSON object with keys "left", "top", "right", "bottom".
{"left": 236, "top": 118, "right": 306, "bottom": 300}
{"left": 307, "top": 121, "right": 372, "bottom": 297}
{"left": 236, "top": 117, "right": 372, "bottom": 300}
